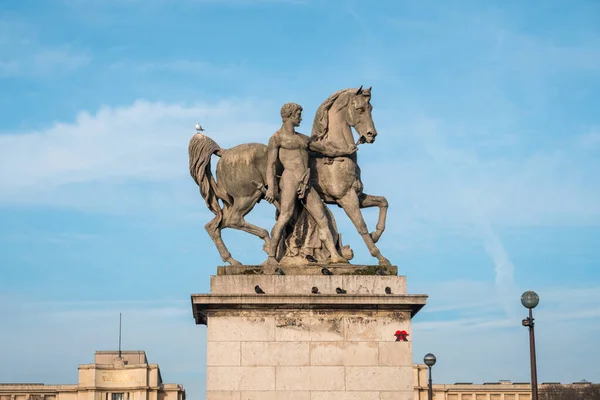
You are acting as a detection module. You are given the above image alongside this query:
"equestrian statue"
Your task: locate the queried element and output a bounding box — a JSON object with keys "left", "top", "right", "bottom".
{"left": 188, "top": 86, "right": 390, "bottom": 266}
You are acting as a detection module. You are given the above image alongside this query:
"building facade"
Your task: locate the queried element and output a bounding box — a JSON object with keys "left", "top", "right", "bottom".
{"left": 414, "top": 364, "right": 596, "bottom": 400}
{"left": 0, "top": 351, "right": 185, "bottom": 400}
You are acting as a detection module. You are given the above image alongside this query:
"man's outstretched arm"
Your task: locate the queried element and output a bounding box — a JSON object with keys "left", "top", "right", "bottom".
{"left": 308, "top": 137, "right": 357, "bottom": 157}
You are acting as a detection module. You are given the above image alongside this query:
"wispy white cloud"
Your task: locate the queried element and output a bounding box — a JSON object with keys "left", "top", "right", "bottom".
{"left": 403, "top": 117, "right": 520, "bottom": 316}
{"left": 363, "top": 113, "right": 600, "bottom": 229}
{"left": 1, "top": 93, "right": 598, "bottom": 225}
{"left": 418, "top": 281, "right": 600, "bottom": 328}
{"left": 0, "top": 98, "right": 278, "bottom": 211}
{"left": 0, "top": 18, "right": 90, "bottom": 77}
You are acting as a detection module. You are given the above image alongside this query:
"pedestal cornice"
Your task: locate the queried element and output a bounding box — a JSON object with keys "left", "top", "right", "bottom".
{"left": 191, "top": 293, "right": 427, "bottom": 325}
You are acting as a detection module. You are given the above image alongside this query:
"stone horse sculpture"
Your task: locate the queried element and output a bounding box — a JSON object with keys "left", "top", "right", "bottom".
{"left": 188, "top": 86, "right": 390, "bottom": 266}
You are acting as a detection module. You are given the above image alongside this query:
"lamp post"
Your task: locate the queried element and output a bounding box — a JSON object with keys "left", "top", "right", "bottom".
{"left": 424, "top": 353, "right": 436, "bottom": 400}
{"left": 521, "top": 290, "right": 539, "bottom": 400}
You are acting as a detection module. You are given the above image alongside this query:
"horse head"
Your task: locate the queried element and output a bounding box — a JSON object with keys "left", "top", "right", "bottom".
{"left": 346, "top": 85, "right": 378, "bottom": 144}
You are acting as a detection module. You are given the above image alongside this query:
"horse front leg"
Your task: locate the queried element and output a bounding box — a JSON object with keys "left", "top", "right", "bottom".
{"left": 359, "top": 193, "right": 388, "bottom": 243}
{"left": 338, "top": 191, "right": 391, "bottom": 266}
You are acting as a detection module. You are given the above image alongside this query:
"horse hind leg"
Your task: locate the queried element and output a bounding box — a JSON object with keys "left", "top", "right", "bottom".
{"left": 205, "top": 213, "right": 242, "bottom": 266}
{"left": 222, "top": 191, "right": 271, "bottom": 257}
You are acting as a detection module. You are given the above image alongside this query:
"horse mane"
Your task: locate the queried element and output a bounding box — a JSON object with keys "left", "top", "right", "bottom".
{"left": 311, "top": 88, "right": 355, "bottom": 140}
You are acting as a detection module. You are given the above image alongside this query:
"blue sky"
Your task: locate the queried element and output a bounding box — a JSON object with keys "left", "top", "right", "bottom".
{"left": 1, "top": 0, "right": 600, "bottom": 397}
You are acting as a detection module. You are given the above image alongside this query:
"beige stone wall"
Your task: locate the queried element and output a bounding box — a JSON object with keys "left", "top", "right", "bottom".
{"left": 206, "top": 306, "right": 414, "bottom": 400}
{"left": 210, "top": 275, "right": 407, "bottom": 296}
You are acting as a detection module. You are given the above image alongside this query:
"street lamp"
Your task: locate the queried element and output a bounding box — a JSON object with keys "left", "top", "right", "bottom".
{"left": 424, "top": 353, "right": 436, "bottom": 400}
{"left": 521, "top": 290, "right": 540, "bottom": 400}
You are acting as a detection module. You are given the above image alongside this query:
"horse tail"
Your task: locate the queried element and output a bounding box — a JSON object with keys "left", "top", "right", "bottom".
{"left": 188, "top": 134, "right": 232, "bottom": 221}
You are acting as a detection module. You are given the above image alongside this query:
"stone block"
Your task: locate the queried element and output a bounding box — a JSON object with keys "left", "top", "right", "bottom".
{"left": 380, "top": 392, "right": 414, "bottom": 400}
{"left": 207, "top": 342, "right": 241, "bottom": 366}
{"left": 207, "top": 367, "right": 275, "bottom": 391}
{"left": 199, "top": 271, "right": 422, "bottom": 399}
{"left": 310, "top": 342, "right": 378, "bottom": 366}
{"left": 311, "top": 391, "right": 380, "bottom": 400}
{"left": 275, "top": 366, "right": 345, "bottom": 391}
{"left": 378, "top": 342, "right": 412, "bottom": 366}
{"left": 274, "top": 312, "right": 345, "bottom": 342}
{"left": 210, "top": 275, "right": 406, "bottom": 295}
{"left": 344, "top": 311, "right": 411, "bottom": 342}
{"left": 208, "top": 314, "right": 275, "bottom": 342}
{"left": 241, "top": 342, "right": 309, "bottom": 366}
{"left": 345, "top": 366, "right": 413, "bottom": 391}
{"left": 274, "top": 275, "right": 345, "bottom": 295}
{"left": 206, "top": 392, "right": 241, "bottom": 400}
{"left": 240, "top": 392, "right": 310, "bottom": 400}
{"left": 342, "top": 275, "right": 406, "bottom": 295}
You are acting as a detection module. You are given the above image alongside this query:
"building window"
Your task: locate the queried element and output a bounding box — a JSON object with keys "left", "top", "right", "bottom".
{"left": 112, "top": 394, "right": 124, "bottom": 400}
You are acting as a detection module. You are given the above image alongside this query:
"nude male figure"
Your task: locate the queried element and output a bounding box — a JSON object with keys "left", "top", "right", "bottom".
{"left": 264, "top": 102, "right": 355, "bottom": 265}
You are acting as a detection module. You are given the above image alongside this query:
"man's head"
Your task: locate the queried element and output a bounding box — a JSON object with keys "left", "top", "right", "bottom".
{"left": 280, "top": 102, "right": 303, "bottom": 126}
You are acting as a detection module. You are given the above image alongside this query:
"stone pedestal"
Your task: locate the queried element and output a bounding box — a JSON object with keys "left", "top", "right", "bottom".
{"left": 191, "top": 265, "right": 427, "bottom": 400}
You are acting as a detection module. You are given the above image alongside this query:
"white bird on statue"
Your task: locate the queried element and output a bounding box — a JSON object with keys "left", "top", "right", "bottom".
{"left": 195, "top": 122, "right": 205, "bottom": 132}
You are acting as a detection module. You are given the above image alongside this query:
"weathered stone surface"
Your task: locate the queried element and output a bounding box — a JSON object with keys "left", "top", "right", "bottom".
{"left": 275, "top": 366, "right": 346, "bottom": 391}
{"left": 207, "top": 342, "right": 241, "bottom": 366}
{"left": 207, "top": 315, "right": 275, "bottom": 342}
{"left": 199, "top": 273, "right": 423, "bottom": 400}
{"left": 210, "top": 275, "right": 406, "bottom": 295}
{"left": 241, "top": 342, "right": 309, "bottom": 366}
{"left": 262, "top": 102, "right": 350, "bottom": 266}
{"left": 344, "top": 311, "right": 411, "bottom": 341}
{"left": 217, "top": 264, "right": 398, "bottom": 276}
{"left": 194, "top": 295, "right": 427, "bottom": 325}
{"left": 345, "top": 367, "right": 413, "bottom": 391}
{"left": 190, "top": 88, "right": 391, "bottom": 267}
{"left": 309, "top": 342, "right": 378, "bottom": 366}
{"left": 274, "top": 312, "right": 345, "bottom": 342}
{"left": 206, "top": 367, "right": 275, "bottom": 391}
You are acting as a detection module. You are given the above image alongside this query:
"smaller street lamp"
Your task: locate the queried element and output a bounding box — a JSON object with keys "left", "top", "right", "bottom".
{"left": 424, "top": 353, "right": 437, "bottom": 400}
{"left": 521, "top": 291, "right": 540, "bottom": 400}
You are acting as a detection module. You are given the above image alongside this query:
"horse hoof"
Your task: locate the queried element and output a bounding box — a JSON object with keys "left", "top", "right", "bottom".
{"left": 370, "top": 231, "right": 382, "bottom": 243}
{"left": 227, "top": 258, "right": 242, "bottom": 266}
{"left": 340, "top": 245, "right": 354, "bottom": 261}
{"left": 330, "top": 255, "right": 349, "bottom": 264}
{"left": 261, "top": 257, "right": 279, "bottom": 266}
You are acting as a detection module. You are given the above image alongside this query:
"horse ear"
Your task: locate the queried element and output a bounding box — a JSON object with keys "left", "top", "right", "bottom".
{"left": 364, "top": 86, "right": 372, "bottom": 96}
{"left": 355, "top": 85, "right": 363, "bottom": 95}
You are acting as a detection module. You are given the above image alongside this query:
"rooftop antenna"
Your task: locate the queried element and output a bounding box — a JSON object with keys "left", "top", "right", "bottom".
{"left": 118, "top": 312, "right": 122, "bottom": 358}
